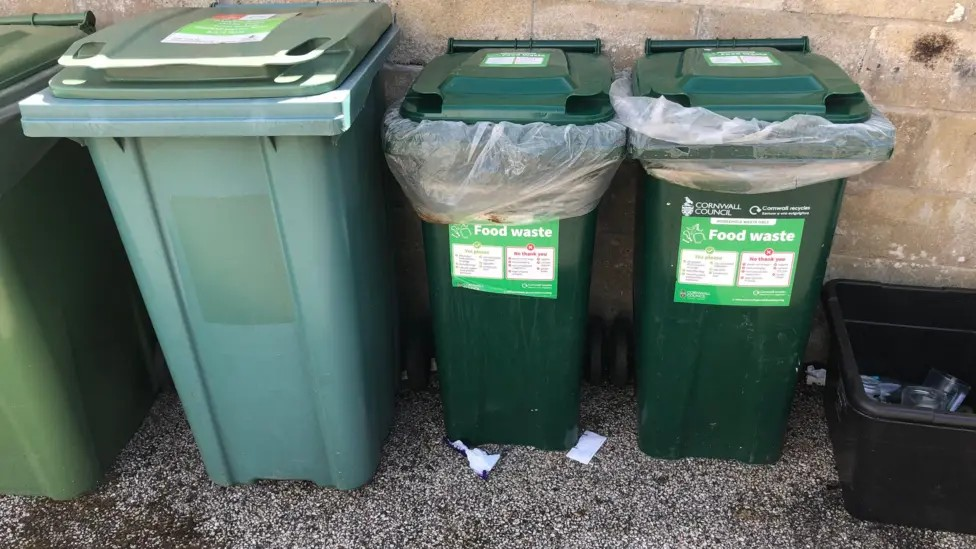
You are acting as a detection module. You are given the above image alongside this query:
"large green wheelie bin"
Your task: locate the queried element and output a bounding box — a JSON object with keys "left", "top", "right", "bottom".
{"left": 21, "top": 4, "right": 401, "bottom": 489}
{"left": 622, "top": 38, "right": 894, "bottom": 463}
{"left": 0, "top": 12, "right": 158, "bottom": 500}
{"left": 385, "top": 39, "right": 626, "bottom": 450}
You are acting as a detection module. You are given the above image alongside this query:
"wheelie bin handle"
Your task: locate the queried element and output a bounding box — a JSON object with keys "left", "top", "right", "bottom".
{"left": 59, "top": 36, "right": 341, "bottom": 69}
{"left": 447, "top": 38, "right": 602, "bottom": 54}
{"left": 0, "top": 11, "right": 95, "bottom": 33}
{"left": 644, "top": 37, "right": 810, "bottom": 54}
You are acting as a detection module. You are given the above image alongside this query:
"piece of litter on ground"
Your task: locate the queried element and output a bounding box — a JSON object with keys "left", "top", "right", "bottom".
{"left": 806, "top": 365, "right": 827, "bottom": 386}
{"left": 447, "top": 439, "right": 500, "bottom": 479}
{"left": 567, "top": 430, "right": 607, "bottom": 464}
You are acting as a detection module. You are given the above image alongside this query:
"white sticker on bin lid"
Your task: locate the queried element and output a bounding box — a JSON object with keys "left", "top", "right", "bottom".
{"left": 161, "top": 13, "right": 298, "bottom": 45}
{"left": 480, "top": 52, "right": 551, "bottom": 67}
{"left": 703, "top": 51, "right": 781, "bottom": 67}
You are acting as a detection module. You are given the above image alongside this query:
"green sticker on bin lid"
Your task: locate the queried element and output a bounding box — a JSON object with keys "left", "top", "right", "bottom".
{"left": 448, "top": 221, "right": 559, "bottom": 298}
{"left": 480, "top": 52, "right": 551, "bottom": 67}
{"left": 161, "top": 13, "right": 298, "bottom": 45}
{"left": 703, "top": 50, "right": 781, "bottom": 67}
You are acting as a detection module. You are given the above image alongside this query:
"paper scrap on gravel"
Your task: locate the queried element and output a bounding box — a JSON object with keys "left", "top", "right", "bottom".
{"left": 806, "top": 365, "right": 827, "bottom": 386}
{"left": 448, "top": 439, "right": 500, "bottom": 479}
{"left": 567, "top": 431, "right": 607, "bottom": 464}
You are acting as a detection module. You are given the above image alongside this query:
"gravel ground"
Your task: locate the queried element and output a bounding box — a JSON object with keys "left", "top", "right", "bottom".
{"left": 1, "top": 382, "right": 974, "bottom": 549}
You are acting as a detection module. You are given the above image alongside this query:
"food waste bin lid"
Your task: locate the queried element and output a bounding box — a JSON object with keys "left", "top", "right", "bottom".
{"left": 49, "top": 3, "right": 392, "bottom": 100}
{"left": 0, "top": 12, "right": 93, "bottom": 90}
{"left": 634, "top": 37, "right": 871, "bottom": 123}
{"left": 400, "top": 39, "right": 615, "bottom": 125}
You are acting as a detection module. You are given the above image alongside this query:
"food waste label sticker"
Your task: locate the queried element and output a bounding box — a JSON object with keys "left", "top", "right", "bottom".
{"left": 674, "top": 216, "right": 804, "bottom": 307}
{"left": 448, "top": 221, "right": 559, "bottom": 299}
{"left": 162, "top": 13, "right": 298, "bottom": 45}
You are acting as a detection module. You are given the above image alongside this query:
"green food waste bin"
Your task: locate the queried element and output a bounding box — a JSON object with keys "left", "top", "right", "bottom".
{"left": 21, "top": 4, "right": 401, "bottom": 489}
{"left": 0, "top": 12, "right": 158, "bottom": 500}
{"left": 617, "top": 38, "right": 895, "bottom": 463}
{"left": 384, "top": 39, "right": 626, "bottom": 450}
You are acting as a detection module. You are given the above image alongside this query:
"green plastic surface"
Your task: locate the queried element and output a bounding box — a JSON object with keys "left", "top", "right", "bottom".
{"left": 0, "top": 60, "right": 155, "bottom": 498}
{"left": 423, "top": 213, "right": 597, "bottom": 450}
{"left": 0, "top": 15, "right": 90, "bottom": 88}
{"left": 51, "top": 3, "right": 392, "bottom": 100}
{"left": 401, "top": 39, "right": 614, "bottom": 124}
{"left": 634, "top": 37, "right": 871, "bottom": 122}
{"left": 80, "top": 82, "right": 399, "bottom": 489}
{"left": 635, "top": 178, "right": 845, "bottom": 463}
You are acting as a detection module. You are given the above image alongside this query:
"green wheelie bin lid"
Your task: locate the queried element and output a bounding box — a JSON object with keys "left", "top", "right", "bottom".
{"left": 0, "top": 12, "right": 93, "bottom": 90}
{"left": 49, "top": 3, "right": 392, "bottom": 100}
{"left": 400, "top": 39, "right": 614, "bottom": 124}
{"left": 634, "top": 37, "right": 871, "bottom": 123}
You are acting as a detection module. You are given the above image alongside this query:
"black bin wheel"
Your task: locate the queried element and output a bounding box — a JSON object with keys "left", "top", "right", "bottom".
{"left": 608, "top": 316, "right": 633, "bottom": 387}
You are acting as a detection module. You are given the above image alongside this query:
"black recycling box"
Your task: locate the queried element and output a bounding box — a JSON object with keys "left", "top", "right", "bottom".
{"left": 824, "top": 279, "right": 976, "bottom": 534}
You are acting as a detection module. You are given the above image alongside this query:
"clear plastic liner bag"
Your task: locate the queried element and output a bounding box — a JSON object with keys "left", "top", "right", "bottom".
{"left": 609, "top": 75, "right": 895, "bottom": 193}
{"left": 383, "top": 106, "right": 627, "bottom": 224}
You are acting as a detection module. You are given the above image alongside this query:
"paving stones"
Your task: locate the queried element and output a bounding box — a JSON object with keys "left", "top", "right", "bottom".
{"left": 1, "top": 383, "right": 974, "bottom": 548}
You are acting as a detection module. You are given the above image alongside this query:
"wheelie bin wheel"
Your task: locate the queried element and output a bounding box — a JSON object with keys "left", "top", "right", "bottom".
{"left": 609, "top": 316, "right": 633, "bottom": 387}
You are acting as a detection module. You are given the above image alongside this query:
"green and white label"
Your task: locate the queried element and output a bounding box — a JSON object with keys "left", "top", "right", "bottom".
{"left": 449, "top": 221, "right": 559, "bottom": 299}
{"left": 675, "top": 217, "right": 803, "bottom": 307}
{"left": 480, "top": 52, "right": 551, "bottom": 67}
{"left": 162, "top": 13, "right": 297, "bottom": 45}
{"left": 703, "top": 50, "right": 781, "bottom": 66}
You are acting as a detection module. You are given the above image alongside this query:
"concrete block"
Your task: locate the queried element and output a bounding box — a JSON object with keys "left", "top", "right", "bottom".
{"left": 381, "top": 63, "right": 421, "bottom": 105}
{"left": 851, "top": 109, "right": 932, "bottom": 188}
{"left": 387, "top": 0, "right": 532, "bottom": 65}
{"left": 0, "top": 0, "right": 73, "bottom": 16}
{"left": 73, "top": 0, "right": 208, "bottom": 25}
{"left": 533, "top": 0, "right": 700, "bottom": 70}
{"left": 785, "top": 0, "right": 974, "bottom": 25}
{"left": 697, "top": 7, "right": 879, "bottom": 75}
{"left": 685, "top": 0, "right": 785, "bottom": 10}
{"left": 921, "top": 113, "right": 976, "bottom": 193}
{"left": 832, "top": 182, "right": 976, "bottom": 270}
{"left": 858, "top": 22, "right": 976, "bottom": 110}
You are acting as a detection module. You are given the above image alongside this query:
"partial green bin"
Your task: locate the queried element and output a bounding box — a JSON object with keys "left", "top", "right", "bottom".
{"left": 385, "top": 40, "right": 626, "bottom": 450}
{"left": 0, "top": 12, "right": 157, "bottom": 500}
{"left": 626, "top": 38, "right": 894, "bottom": 463}
{"left": 21, "top": 4, "right": 401, "bottom": 489}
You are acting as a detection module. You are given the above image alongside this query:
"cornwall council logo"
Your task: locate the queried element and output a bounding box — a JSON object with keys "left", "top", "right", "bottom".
{"left": 681, "top": 197, "right": 695, "bottom": 216}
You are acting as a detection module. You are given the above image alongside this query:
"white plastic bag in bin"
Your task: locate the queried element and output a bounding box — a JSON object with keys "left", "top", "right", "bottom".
{"left": 610, "top": 75, "right": 895, "bottom": 193}
{"left": 383, "top": 105, "right": 627, "bottom": 224}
